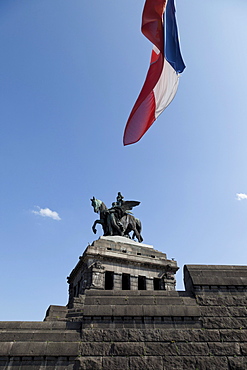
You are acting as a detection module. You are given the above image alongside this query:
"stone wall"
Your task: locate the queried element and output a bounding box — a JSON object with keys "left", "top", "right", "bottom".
{"left": 0, "top": 264, "right": 247, "bottom": 369}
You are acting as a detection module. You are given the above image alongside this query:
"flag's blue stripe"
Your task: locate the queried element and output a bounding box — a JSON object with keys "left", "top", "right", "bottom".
{"left": 165, "top": 0, "right": 186, "bottom": 74}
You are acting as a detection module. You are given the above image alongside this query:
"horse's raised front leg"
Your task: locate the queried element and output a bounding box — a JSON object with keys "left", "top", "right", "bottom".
{"left": 92, "top": 219, "right": 104, "bottom": 234}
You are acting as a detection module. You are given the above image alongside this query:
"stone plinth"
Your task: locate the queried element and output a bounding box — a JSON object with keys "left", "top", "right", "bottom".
{"left": 67, "top": 236, "right": 178, "bottom": 307}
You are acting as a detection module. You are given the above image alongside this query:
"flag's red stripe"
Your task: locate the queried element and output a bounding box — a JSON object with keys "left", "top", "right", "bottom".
{"left": 142, "top": 0, "right": 166, "bottom": 53}
{"left": 123, "top": 0, "right": 166, "bottom": 145}
{"left": 124, "top": 92, "right": 156, "bottom": 146}
{"left": 123, "top": 53, "right": 164, "bottom": 145}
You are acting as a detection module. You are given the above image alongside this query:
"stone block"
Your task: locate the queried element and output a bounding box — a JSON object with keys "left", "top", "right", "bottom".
{"left": 197, "top": 293, "right": 247, "bottom": 307}
{"left": 127, "top": 297, "right": 154, "bottom": 305}
{"left": 240, "top": 343, "right": 247, "bottom": 355}
{"left": 158, "top": 328, "right": 205, "bottom": 342}
{"left": 155, "top": 297, "right": 185, "bottom": 305}
{"left": 195, "top": 356, "right": 228, "bottom": 370}
{"left": 102, "top": 356, "right": 129, "bottom": 370}
{"left": 208, "top": 342, "right": 240, "bottom": 356}
{"left": 10, "top": 342, "right": 47, "bottom": 356}
{"left": 74, "top": 356, "right": 102, "bottom": 370}
{"left": 220, "top": 329, "right": 247, "bottom": 342}
{"left": 162, "top": 356, "right": 183, "bottom": 370}
{"left": 140, "top": 329, "right": 169, "bottom": 342}
{"left": 145, "top": 342, "right": 178, "bottom": 356}
{"left": 228, "top": 356, "right": 247, "bottom": 370}
{"left": 155, "top": 329, "right": 184, "bottom": 342}
{"left": 80, "top": 342, "right": 110, "bottom": 356}
{"left": 200, "top": 306, "right": 229, "bottom": 316}
{"left": 142, "top": 304, "right": 200, "bottom": 317}
{"left": 129, "top": 356, "right": 163, "bottom": 370}
{"left": 173, "top": 356, "right": 199, "bottom": 370}
{"left": 64, "top": 331, "right": 81, "bottom": 341}
{"left": 109, "top": 342, "right": 144, "bottom": 356}
{"left": 80, "top": 329, "right": 101, "bottom": 342}
{"left": 228, "top": 306, "right": 247, "bottom": 316}
{"left": 46, "top": 342, "right": 80, "bottom": 356}
{"left": 83, "top": 305, "right": 113, "bottom": 316}
{"left": 30, "top": 331, "right": 67, "bottom": 342}
{"left": 0, "top": 331, "right": 32, "bottom": 342}
{"left": 177, "top": 342, "right": 209, "bottom": 356}
{"left": 196, "top": 294, "right": 235, "bottom": 306}
{"left": 85, "top": 297, "right": 127, "bottom": 305}
{"left": 202, "top": 316, "right": 245, "bottom": 329}
{"left": 191, "top": 329, "right": 220, "bottom": 342}
{"left": 66, "top": 322, "right": 82, "bottom": 330}
{"left": 112, "top": 305, "right": 143, "bottom": 316}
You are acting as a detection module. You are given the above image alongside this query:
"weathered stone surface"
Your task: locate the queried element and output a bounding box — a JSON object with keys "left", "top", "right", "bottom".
{"left": 202, "top": 316, "right": 246, "bottom": 329}
{"left": 46, "top": 342, "right": 80, "bottom": 356}
{"left": 200, "top": 306, "right": 229, "bottom": 316}
{"left": 177, "top": 342, "right": 210, "bottom": 356}
{"left": 74, "top": 356, "right": 102, "bottom": 370}
{"left": 102, "top": 356, "right": 129, "bottom": 370}
{"left": 220, "top": 329, "right": 247, "bottom": 342}
{"left": 195, "top": 356, "right": 228, "bottom": 370}
{"left": 10, "top": 342, "right": 47, "bottom": 356}
{"left": 162, "top": 356, "right": 183, "bottom": 370}
{"left": 240, "top": 343, "right": 247, "bottom": 355}
{"left": 80, "top": 343, "right": 109, "bottom": 356}
{"left": 228, "top": 356, "right": 247, "bottom": 370}
{"left": 109, "top": 342, "right": 144, "bottom": 356}
{"left": 208, "top": 342, "right": 240, "bottom": 356}
{"left": 129, "top": 356, "right": 163, "bottom": 370}
{"left": 145, "top": 342, "right": 181, "bottom": 356}
{"left": 227, "top": 306, "right": 247, "bottom": 316}
{"left": 196, "top": 294, "right": 247, "bottom": 307}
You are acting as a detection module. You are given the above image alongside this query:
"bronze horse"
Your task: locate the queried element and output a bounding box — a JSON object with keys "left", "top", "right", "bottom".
{"left": 91, "top": 197, "right": 143, "bottom": 243}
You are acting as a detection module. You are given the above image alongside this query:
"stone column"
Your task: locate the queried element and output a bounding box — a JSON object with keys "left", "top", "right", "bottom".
{"left": 114, "top": 272, "right": 122, "bottom": 290}
{"left": 146, "top": 278, "right": 154, "bottom": 290}
{"left": 130, "top": 275, "right": 138, "bottom": 290}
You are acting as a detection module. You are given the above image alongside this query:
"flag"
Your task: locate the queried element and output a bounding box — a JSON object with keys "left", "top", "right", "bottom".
{"left": 123, "top": 0, "right": 185, "bottom": 146}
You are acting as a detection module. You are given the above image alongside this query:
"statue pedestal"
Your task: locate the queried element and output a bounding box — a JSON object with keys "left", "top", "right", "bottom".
{"left": 67, "top": 236, "right": 179, "bottom": 307}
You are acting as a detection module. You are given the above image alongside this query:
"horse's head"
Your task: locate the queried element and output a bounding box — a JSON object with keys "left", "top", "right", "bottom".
{"left": 90, "top": 197, "right": 103, "bottom": 214}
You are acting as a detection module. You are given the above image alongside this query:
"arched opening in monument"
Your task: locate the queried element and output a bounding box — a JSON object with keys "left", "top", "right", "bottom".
{"left": 105, "top": 271, "right": 114, "bottom": 290}
{"left": 122, "top": 273, "right": 130, "bottom": 290}
{"left": 138, "top": 275, "right": 146, "bottom": 290}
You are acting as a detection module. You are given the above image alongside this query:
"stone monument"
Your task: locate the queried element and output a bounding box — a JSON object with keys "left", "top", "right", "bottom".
{"left": 0, "top": 195, "right": 247, "bottom": 369}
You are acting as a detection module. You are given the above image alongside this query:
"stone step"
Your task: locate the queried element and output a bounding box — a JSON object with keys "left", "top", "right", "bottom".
{"left": 84, "top": 295, "right": 197, "bottom": 306}
{"left": 0, "top": 330, "right": 81, "bottom": 342}
{"left": 85, "top": 289, "right": 181, "bottom": 296}
{"left": 0, "top": 321, "right": 81, "bottom": 331}
{"left": 0, "top": 341, "right": 80, "bottom": 357}
{"left": 81, "top": 304, "right": 200, "bottom": 317}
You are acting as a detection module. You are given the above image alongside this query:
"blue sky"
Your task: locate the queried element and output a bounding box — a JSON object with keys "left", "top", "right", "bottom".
{"left": 1, "top": 0, "right": 247, "bottom": 320}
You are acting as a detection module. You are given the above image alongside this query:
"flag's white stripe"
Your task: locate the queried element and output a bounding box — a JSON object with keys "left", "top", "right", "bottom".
{"left": 154, "top": 59, "right": 179, "bottom": 119}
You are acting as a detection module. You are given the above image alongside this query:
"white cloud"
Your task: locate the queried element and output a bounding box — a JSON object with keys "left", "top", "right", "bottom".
{"left": 236, "top": 193, "right": 247, "bottom": 201}
{"left": 32, "top": 206, "right": 61, "bottom": 221}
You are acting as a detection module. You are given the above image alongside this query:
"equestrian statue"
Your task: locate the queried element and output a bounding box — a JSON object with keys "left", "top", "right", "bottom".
{"left": 91, "top": 192, "right": 143, "bottom": 243}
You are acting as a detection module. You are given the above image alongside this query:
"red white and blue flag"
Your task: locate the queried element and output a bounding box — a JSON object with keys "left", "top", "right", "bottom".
{"left": 123, "top": 0, "right": 185, "bottom": 146}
